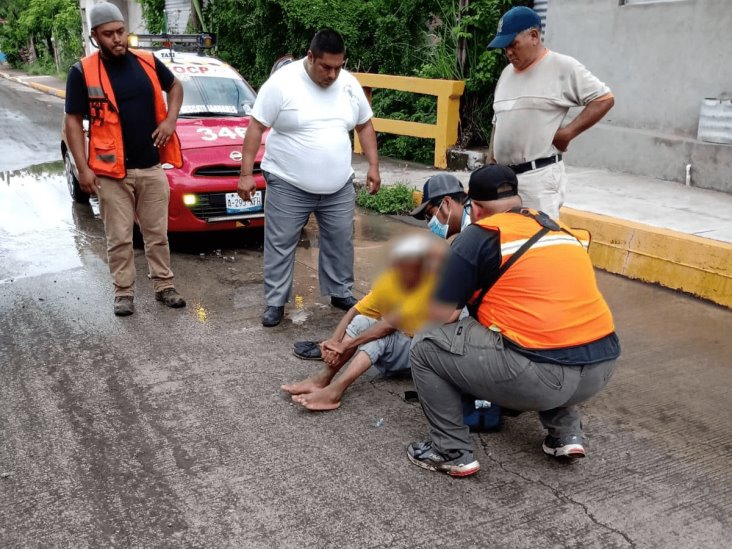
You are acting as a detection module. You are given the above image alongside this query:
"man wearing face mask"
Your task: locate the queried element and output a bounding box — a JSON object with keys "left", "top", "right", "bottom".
{"left": 410, "top": 174, "right": 471, "bottom": 239}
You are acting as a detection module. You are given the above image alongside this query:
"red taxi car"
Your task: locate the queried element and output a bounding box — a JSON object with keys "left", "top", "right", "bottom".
{"left": 61, "top": 44, "right": 267, "bottom": 232}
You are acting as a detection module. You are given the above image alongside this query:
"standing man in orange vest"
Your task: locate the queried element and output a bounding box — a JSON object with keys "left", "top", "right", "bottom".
{"left": 64, "top": 2, "right": 186, "bottom": 316}
{"left": 406, "top": 165, "right": 620, "bottom": 477}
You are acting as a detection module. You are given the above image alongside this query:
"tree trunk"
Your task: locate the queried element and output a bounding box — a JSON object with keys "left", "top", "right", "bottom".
{"left": 456, "top": 0, "right": 469, "bottom": 77}
{"left": 30, "top": 35, "right": 39, "bottom": 63}
{"left": 46, "top": 35, "right": 55, "bottom": 62}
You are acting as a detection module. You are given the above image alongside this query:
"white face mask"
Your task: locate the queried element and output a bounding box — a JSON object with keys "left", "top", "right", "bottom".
{"left": 428, "top": 200, "right": 451, "bottom": 239}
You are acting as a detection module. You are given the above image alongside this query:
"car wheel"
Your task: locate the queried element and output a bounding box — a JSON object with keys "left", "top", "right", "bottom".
{"left": 65, "top": 151, "right": 90, "bottom": 204}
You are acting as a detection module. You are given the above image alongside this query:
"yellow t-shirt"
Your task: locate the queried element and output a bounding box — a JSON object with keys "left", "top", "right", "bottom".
{"left": 355, "top": 269, "right": 435, "bottom": 337}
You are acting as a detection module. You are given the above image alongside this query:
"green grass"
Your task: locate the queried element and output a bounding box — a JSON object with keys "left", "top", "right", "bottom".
{"left": 356, "top": 183, "right": 417, "bottom": 215}
{"left": 21, "top": 61, "right": 67, "bottom": 80}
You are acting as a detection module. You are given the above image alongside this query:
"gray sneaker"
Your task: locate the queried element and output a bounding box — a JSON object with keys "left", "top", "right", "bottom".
{"left": 407, "top": 441, "right": 480, "bottom": 477}
{"left": 542, "top": 435, "right": 586, "bottom": 459}
{"left": 114, "top": 296, "right": 134, "bottom": 317}
{"left": 155, "top": 288, "right": 186, "bottom": 308}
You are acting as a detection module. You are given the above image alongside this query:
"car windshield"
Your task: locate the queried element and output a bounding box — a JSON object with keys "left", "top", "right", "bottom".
{"left": 179, "top": 75, "right": 256, "bottom": 117}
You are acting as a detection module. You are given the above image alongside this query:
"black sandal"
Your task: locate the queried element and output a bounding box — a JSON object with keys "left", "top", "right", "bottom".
{"left": 293, "top": 341, "right": 323, "bottom": 361}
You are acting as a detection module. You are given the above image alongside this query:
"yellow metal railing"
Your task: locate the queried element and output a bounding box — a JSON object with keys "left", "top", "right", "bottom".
{"left": 352, "top": 73, "right": 465, "bottom": 169}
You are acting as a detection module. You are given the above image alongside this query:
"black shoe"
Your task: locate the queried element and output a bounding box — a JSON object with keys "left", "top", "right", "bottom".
{"left": 330, "top": 296, "right": 358, "bottom": 311}
{"left": 406, "top": 441, "right": 480, "bottom": 477}
{"left": 293, "top": 341, "right": 323, "bottom": 360}
{"left": 114, "top": 296, "right": 134, "bottom": 316}
{"left": 542, "top": 435, "right": 586, "bottom": 459}
{"left": 262, "top": 305, "right": 284, "bottom": 327}
{"left": 155, "top": 288, "right": 186, "bottom": 308}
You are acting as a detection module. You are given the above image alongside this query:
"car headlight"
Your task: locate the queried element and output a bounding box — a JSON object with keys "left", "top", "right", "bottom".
{"left": 183, "top": 194, "right": 197, "bottom": 206}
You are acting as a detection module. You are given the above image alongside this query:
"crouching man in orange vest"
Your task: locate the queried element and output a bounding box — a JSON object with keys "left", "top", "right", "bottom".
{"left": 406, "top": 165, "right": 620, "bottom": 477}
{"left": 64, "top": 2, "right": 185, "bottom": 316}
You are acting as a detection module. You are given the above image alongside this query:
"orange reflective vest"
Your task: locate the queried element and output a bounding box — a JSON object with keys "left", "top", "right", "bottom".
{"left": 471, "top": 209, "right": 615, "bottom": 350}
{"left": 80, "top": 49, "right": 182, "bottom": 179}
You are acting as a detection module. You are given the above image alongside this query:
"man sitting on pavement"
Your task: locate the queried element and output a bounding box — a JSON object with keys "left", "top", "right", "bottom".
{"left": 410, "top": 174, "right": 471, "bottom": 239}
{"left": 406, "top": 164, "right": 621, "bottom": 477}
{"left": 282, "top": 234, "right": 437, "bottom": 411}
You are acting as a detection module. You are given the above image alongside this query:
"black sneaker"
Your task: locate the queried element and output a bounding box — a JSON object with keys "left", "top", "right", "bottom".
{"left": 262, "top": 305, "right": 285, "bottom": 327}
{"left": 407, "top": 441, "right": 480, "bottom": 477}
{"left": 331, "top": 296, "right": 358, "bottom": 311}
{"left": 114, "top": 296, "right": 134, "bottom": 317}
{"left": 542, "top": 435, "right": 586, "bottom": 459}
{"left": 155, "top": 288, "right": 186, "bottom": 308}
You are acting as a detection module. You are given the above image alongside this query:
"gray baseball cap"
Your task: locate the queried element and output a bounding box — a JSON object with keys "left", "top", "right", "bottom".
{"left": 409, "top": 174, "right": 465, "bottom": 219}
{"left": 90, "top": 2, "right": 125, "bottom": 29}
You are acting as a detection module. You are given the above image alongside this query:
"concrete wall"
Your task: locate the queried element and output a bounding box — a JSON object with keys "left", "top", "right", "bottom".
{"left": 544, "top": 0, "right": 732, "bottom": 193}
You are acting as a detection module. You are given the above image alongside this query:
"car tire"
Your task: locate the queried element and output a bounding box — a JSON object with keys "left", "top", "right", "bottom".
{"left": 65, "top": 151, "right": 90, "bottom": 204}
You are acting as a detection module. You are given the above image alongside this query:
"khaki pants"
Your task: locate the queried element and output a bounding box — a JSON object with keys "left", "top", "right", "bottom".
{"left": 517, "top": 160, "right": 567, "bottom": 219}
{"left": 97, "top": 166, "right": 175, "bottom": 297}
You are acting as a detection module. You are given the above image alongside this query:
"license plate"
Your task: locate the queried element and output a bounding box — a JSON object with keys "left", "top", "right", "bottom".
{"left": 225, "top": 191, "right": 263, "bottom": 214}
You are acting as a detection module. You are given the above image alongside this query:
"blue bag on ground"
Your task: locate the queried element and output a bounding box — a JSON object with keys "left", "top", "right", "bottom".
{"left": 462, "top": 395, "right": 503, "bottom": 432}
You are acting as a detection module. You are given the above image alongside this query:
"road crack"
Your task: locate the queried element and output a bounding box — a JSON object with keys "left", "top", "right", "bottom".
{"left": 477, "top": 435, "right": 637, "bottom": 549}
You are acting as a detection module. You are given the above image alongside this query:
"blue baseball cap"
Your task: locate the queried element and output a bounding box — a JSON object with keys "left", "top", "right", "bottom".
{"left": 487, "top": 7, "right": 542, "bottom": 49}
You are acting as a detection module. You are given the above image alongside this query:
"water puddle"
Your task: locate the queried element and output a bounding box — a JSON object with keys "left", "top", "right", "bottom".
{"left": 0, "top": 161, "right": 104, "bottom": 284}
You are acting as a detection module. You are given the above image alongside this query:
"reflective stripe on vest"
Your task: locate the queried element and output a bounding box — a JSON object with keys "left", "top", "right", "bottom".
{"left": 474, "top": 210, "right": 614, "bottom": 350}
{"left": 80, "top": 49, "right": 182, "bottom": 179}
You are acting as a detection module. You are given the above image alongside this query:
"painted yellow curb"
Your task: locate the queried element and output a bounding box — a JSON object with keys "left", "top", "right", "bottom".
{"left": 561, "top": 207, "right": 732, "bottom": 308}
{"left": 27, "top": 81, "right": 66, "bottom": 99}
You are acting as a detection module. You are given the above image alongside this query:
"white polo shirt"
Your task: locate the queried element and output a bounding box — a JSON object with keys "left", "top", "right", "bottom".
{"left": 252, "top": 59, "right": 373, "bottom": 194}
{"left": 492, "top": 50, "right": 612, "bottom": 166}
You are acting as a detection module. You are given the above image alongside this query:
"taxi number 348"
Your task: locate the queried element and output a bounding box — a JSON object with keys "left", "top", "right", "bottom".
{"left": 197, "top": 127, "right": 247, "bottom": 141}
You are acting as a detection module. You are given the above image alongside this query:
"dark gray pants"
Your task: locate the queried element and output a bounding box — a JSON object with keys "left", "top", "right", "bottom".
{"left": 263, "top": 172, "right": 355, "bottom": 306}
{"left": 410, "top": 317, "right": 616, "bottom": 454}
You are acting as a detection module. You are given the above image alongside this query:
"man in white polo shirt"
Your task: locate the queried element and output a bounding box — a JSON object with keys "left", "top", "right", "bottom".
{"left": 237, "top": 29, "right": 381, "bottom": 327}
{"left": 487, "top": 7, "right": 614, "bottom": 219}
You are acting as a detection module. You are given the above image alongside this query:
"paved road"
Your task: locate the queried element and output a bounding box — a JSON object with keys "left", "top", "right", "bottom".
{"left": 1, "top": 77, "right": 731, "bottom": 548}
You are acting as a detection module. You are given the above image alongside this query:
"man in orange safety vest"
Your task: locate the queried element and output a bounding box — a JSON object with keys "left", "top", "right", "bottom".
{"left": 64, "top": 2, "right": 185, "bottom": 316}
{"left": 406, "top": 164, "right": 621, "bottom": 477}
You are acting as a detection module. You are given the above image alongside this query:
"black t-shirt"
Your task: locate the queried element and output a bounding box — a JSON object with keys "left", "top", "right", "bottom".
{"left": 65, "top": 53, "right": 175, "bottom": 169}
{"left": 435, "top": 223, "right": 620, "bottom": 366}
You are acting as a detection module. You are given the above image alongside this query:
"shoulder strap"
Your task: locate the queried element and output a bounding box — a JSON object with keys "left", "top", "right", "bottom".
{"left": 467, "top": 209, "right": 585, "bottom": 316}
{"left": 467, "top": 224, "right": 550, "bottom": 316}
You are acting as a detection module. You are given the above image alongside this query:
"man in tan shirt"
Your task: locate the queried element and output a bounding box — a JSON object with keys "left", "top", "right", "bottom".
{"left": 487, "top": 7, "right": 614, "bottom": 219}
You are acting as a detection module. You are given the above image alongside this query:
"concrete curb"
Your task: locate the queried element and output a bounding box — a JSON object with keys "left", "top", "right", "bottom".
{"left": 411, "top": 189, "right": 731, "bottom": 308}
{"left": 560, "top": 208, "right": 732, "bottom": 308}
{"left": 0, "top": 70, "right": 66, "bottom": 98}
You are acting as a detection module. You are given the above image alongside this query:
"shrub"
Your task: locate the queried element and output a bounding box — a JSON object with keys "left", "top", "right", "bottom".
{"left": 356, "top": 184, "right": 417, "bottom": 215}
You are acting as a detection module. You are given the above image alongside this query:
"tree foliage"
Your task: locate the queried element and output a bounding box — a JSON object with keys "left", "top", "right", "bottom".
{"left": 171, "top": 0, "right": 530, "bottom": 158}
{"left": 0, "top": 0, "right": 83, "bottom": 73}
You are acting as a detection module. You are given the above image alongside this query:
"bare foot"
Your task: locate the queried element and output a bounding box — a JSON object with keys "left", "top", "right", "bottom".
{"left": 281, "top": 376, "right": 328, "bottom": 395}
{"left": 291, "top": 386, "right": 343, "bottom": 411}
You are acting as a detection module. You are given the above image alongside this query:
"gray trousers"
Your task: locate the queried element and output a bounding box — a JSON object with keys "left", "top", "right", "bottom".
{"left": 411, "top": 317, "right": 616, "bottom": 454}
{"left": 263, "top": 172, "right": 355, "bottom": 306}
{"left": 346, "top": 315, "right": 412, "bottom": 376}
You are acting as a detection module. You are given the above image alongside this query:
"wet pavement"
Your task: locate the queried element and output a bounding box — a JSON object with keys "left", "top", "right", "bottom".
{"left": 1, "top": 76, "right": 732, "bottom": 548}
